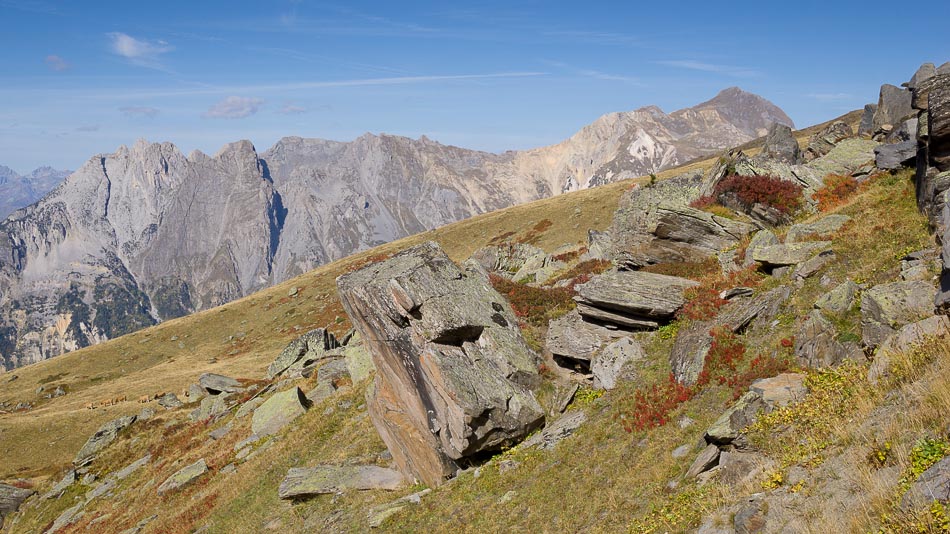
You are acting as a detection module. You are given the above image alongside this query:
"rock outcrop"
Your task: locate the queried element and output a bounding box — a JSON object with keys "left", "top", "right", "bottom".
{"left": 760, "top": 123, "right": 802, "bottom": 164}
{"left": 156, "top": 459, "right": 208, "bottom": 495}
{"left": 337, "top": 241, "right": 545, "bottom": 486}
{"left": 0, "top": 483, "right": 35, "bottom": 528}
{"left": 804, "top": 121, "right": 853, "bottom": 161}
{"left": 74, "top": 415, "right": 137, "bottom": 466}
{"left": 573, "top": 270, "right": 699, "bottom": 329}
{"left": 861, "top": 280, "right": 936, "bottom": 348}
{"left": 277, "top": 466, "right": 406, "bottom": 499}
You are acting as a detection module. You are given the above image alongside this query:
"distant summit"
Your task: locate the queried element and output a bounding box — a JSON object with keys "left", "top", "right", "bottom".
{"left": 0, "top": 165, "right": 70, "bottom": 219}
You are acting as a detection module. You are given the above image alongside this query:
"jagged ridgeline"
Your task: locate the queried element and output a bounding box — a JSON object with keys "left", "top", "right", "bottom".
{"left": 4, "top": 62, "right": 950, "bottom": 533}
{"left": 0, "top": 89, "right": 792, "bottom": 370}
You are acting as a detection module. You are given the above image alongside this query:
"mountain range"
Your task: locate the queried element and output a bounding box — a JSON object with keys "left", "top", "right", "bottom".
{"left": 0, "top": 165, "right": 70, "bottom": 219}
{"left": 0, "top": 87, "right": 793, "bottom": 370}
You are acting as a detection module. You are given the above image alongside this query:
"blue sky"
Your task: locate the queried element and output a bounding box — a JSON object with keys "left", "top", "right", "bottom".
{"left": 1, "top": 0, "right": 948, "bottom": 173}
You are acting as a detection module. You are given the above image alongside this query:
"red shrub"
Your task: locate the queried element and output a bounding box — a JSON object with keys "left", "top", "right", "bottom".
{"left": 696, "top": 327, "right": 746, "bottom": 387}
{"left": 812, "top": 173, "right": 860, "bottom": 212}
{"left": 713, "top": 174, "right": 803, "bottom": 215}
{"left": 622, "top": 374, "right": 695, "bottom": 432}
{"left": 724, "top": 353, "right": 792, "bottom": 400}
{"left": 489, "top": 274, "right": 575, "bottom": 328}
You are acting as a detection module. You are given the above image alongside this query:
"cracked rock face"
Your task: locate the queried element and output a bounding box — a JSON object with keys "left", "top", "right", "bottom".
{"left": 337, "top": 241, "right": 544, "bottom": 487}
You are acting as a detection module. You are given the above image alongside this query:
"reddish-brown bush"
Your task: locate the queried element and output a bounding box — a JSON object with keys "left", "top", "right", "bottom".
{"left": 812, "top": 173, "right": 860, "bottom": 212}
{"left": 621, "top": 374, "right": 695, "bottom": 432}
{"left": 710, "top": 174, "right": 803, "bottom": 215}
{"left": 489, "top": 274, "right": 575, "bottom": 328}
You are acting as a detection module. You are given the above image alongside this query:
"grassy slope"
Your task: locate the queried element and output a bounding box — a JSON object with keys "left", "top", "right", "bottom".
{"left": 3, "top": 111, "right": 901, "bottom": 533}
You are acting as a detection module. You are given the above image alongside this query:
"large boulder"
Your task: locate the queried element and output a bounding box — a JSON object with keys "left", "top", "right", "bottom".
{"left": 545, "top": 309, "right": 617, "bottom": 364}
{"left": 651, "top": 205, "right": 754, "bottom": 257}
{"left": 760, "top": 123, "right": 802, "bottom": 164}
{"left": 804, "top": 121, "right": 853, "bottom": 161}
{"left": 267, "top": 328, "right": 339, "bottom": 379}
{"left": 858, "top": 104, "right": 877, "bottom": 136}
{"left": 252, "top": 387, "right": 309, "bottom": 437}
{"left": 278, "top": 466, "right": 406, "bottom": 499}
{"left": 705, "top": 391, "right": 766, "bottom": 448}
{"left": 471, "top": 243, "right": 545, "bottom": 278}
{"left": 861, "top": 280, "right": 936, "bottom": 348}
{"left": 198, "top": 373, "right": 244, "bottom": 395}
{"left": 905, "top": 63, "right": 936, "bottom": 91}
{"left": 0, "top": 483, "right": 35, "bottom": 528}
{"left": 573, "top": 270, "right": 698, "bottom": 329}
{"left": 814, "top": 280, "right": 860, "bottom": 314}
{"left": 752, "top": 241, "right": 833, "bottom": 269}
{"left": 869, "top": 315, "right": 950, "bottom": 384}
{"left": 901, "top": 456, "right": 950, "bottom": 510}
{"left": 872, "top": 84, "right": 914, "bottom": 133}
{"left": 929, "top": 74, "right": 950, "bottom": 172}
{"left": 874, "top": 140, "right": 918, "bottom": 170}
{"left": 74, "top": 415, "right": 137, "bottom": 466}
{"left": 336, "top": 242, "right": 544, "bottom": 487}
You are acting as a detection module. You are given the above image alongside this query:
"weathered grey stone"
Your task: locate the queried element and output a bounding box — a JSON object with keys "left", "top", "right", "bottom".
{"left": 705, "top": 391, "right": 765, "bottom": 447}
{"left": 815, "top": 280, "right": 859, "bottom": 314}
{"left": 189, "top": 393, "right": 233, "bottom": 422}
{"left": 573, "top": 270, "right": 699, "bottom": 327}
{"left": 521, "top": 410, "right": 587, "bottom": 451}
{"left": 685, "top": 444, "right": 721, "bottom": 479}
{"left": 337, "top": 242, "right": 544, "bottom": 487}
{"left": 794, "top": 251, "right": 836, "bottom": 279}
{"left": 513, "top": 247, "right": 569, "bottom": 284}
{"left": 795, "top": 310, "right": 859, "bottom": 368}
{"left": 874, "top": 140, "right": 918, "bottom": 170}
{"left": 734, "top": 494, "right": 768, "bottom": 534}
{"left": 591, "top": 337, "right": 644, "bottom": 389}
{"left": 74, "top": 415, "right": 137, "bottom": 466}
{"left": 156, "top": 458, "right": 208, "bottom": 495}
{"left": 43, "top": 470, "right": 76, "bottom": 499}
{"left": 744, "top": 229, "right": 779, "bottom": 267}
{"left": 752, "top": 241, "right": 833, "bottom": 268}
{"left": 545, "top": 309, "right": 617, "bottom": 363}
{"left": 869, "top": 315, "right": 950, "bottom": 384}
{"left": 651, "top": 204, "right": 754, "bottom": 257}
{"left": 343, "top": 332, "right": 374, "bottom": 383}
{"left": 209, "top": 424, "right": 232, "bottom": 440}
{"left": 0, "top": 483, "right": 34, "bottom": 526}
{"left": 720, "top": 287, "right": 754, "bottom": 300}
{"left": 749, "top": 373, "right": 805, "bottom": 409}
{"left": 198, "top": 373, "right": 243, "bottom": 395}
{"left": 928, "top": 74, "right": 950, "bottom": 171}
{"left": 252, "top": 387, "right": 309, "bottom": 437}
{"left": 861, "top": 280, "right": 936, "bottom": 348}
{"left": 583, "top": 229, "right": 612, "bottom": 261}
{"left": 277, "top": 465, "right": 406, "bottom": 499}
{"left": 760, "top": 123, "right": 802, "bottom": 164}
{"left": 267, "top": 328, "right": 339, "bottom": 379}
{"left": 901, "top": 456, "right": 950, "bottom": 510}
{"left": 612, "top": 173, "right": 705, "bottom": 257}
{"left": 235, "top": 396, "right": 265, "bottom": 419}
{"left": 786, "top": 214, "right": 851, "bottom": 243}
{"left": 858, "top": 104, "right": 877, "bottom": 136}
{"left": 47, "top": 503, "right": 84, "bottom": 533}
{"left": 116, "top": 455, "right": 151, "bottom": 480}
{"left": 306, "top": 359, "right": 351, "bottom": 403}
{"left": 906, "top": 63, "right": 937, "bottom": 91}
{"left": 804, "top": 121, "right": 853, "bottom": 161}
{"left": 157, "top": 392, "right": 183, "bottom": 409}
{"left": 873, "top": 84, "right": 914, "bottom": 132}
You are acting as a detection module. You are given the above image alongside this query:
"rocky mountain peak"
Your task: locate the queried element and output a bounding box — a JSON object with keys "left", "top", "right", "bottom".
{"left": 689, "top": 86, "right": 795, "bottom": 136}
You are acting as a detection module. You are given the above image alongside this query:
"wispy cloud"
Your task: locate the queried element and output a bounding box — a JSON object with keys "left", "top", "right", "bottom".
{"left": 75, "top": 124, "right": 99, "bottom": 132}
{"left": 107, "top": 32, "right": 173, "bottom": 70}
{"left": 203, "top": 96, "right": 263, "bottom": 119}
{"left": 542, "top": 60, "right": 642, "bottom": 86}
{"left": 86, "top": 72, "right": 547, "bottom": 99}
{"left": 119, "top": 106, "right": 160, "bottom": 118}
{"left": 44, "top": 54, "right": 68, "bottom": 71}
{"left": 277, "top": 103, "right": 307, "bottom": 115}
{"left": 806, "top": 92, "right": 854, "bottom": 102}
{"left": 655, "top": 59, "right": 759, "bottom": 78}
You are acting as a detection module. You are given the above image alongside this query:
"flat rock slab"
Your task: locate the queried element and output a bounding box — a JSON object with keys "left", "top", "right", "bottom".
{"left": 198, "top": 373, "right": 243, "bottom": 395}
{"left": 157, "top": 393, "right": 183, "bottom": 409}
{"left": 157, "top": 458, "right": 208, "bottom": 495}
{"left": 902, "top": 456, "right": 950, "bottom": 510}
{"left": 752, "top": 241, "right": 833, "bottom": 268}
{"left": 574, "top": 270, "right": 699, "bottom": 322}
{"left": 252, "top": 387, "right": 309, "bottom": 437}
{"left": 278, "top": 465, "right": 406, "bottom": 499}
{"left": 685, "top": 444, "right": 721, "bottom": 479}
{"left": 545, "top": 309, "right": 617, "bottom": 362}
{"left": 74, "top": 415, "right": 137, "bottom": 466}
{"left": 521, "top": 410, "right": 587, "bottom": 451}
{"left": 749, "top": 373, "right": 805, "bottom": 409}
{"left": 337, "top": 241, "right": 544, "bottom": 487}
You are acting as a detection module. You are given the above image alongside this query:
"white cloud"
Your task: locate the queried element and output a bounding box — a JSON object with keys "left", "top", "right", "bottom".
{"left": 107, "top": 32, "right": 173, "bottom": 69}
{"left": 655, "top": 60, "right": 759, "bottom": 78}
{"left": 119, "top": 106, "right": 160, "bottom": 118}
{"left": 278, "top": 103, "right": 307, "bottom": 114}
{"left": 203, "top": 96, "right": 264, "bottom": 119}
{"left": 44, "top": 54, "right": 68, "bottom": 71}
